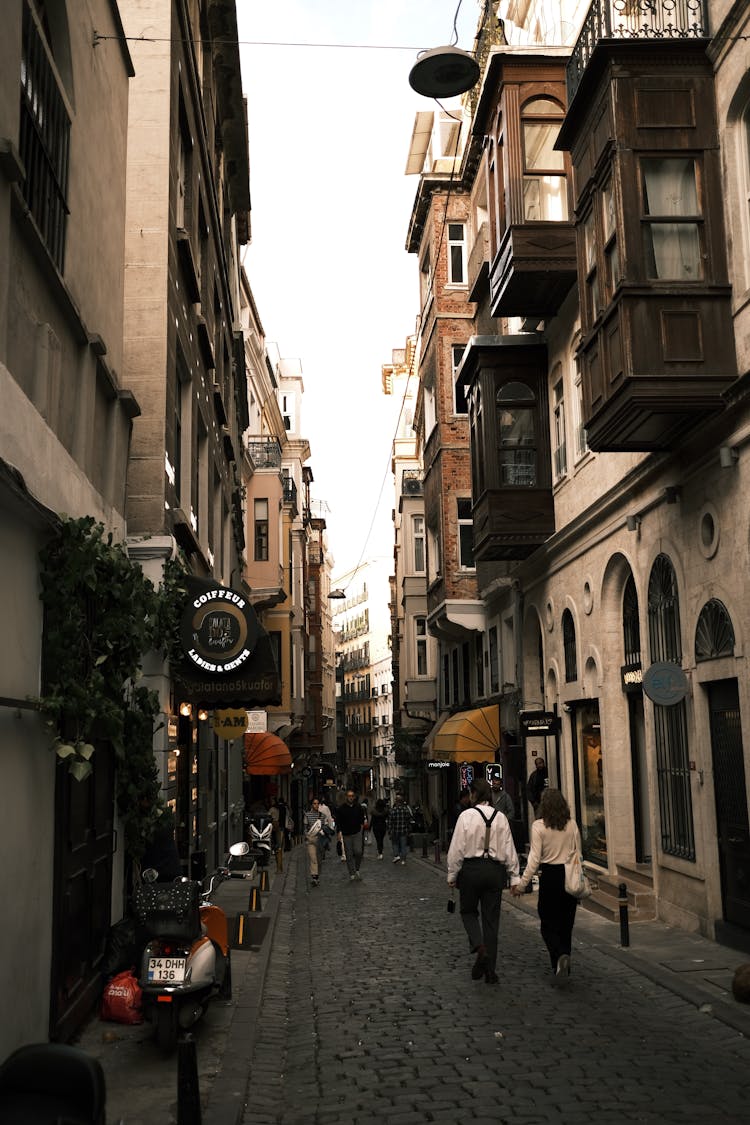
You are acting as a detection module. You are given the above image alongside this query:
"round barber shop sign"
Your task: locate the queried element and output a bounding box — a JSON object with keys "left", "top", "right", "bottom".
{"left": 180, "top": 584, "right": 259, "bottom": 675}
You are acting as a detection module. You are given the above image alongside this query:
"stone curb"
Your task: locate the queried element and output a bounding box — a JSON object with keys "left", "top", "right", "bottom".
{"left": 203, "top": 859, "right": 291, "bottom": 1125}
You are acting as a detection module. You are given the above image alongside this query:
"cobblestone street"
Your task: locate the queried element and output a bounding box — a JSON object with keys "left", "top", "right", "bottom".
{"left": 242, "top": 846, "right": 750, "bottom": 1125}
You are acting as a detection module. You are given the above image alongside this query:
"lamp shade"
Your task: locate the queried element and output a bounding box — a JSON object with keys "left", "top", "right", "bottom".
{"left": 408, "top": 45, "right": 480, "bottom": 98}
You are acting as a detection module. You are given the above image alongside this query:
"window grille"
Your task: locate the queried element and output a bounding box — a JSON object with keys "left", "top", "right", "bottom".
{"left": 19, "top": 2, "right": 70, "bottom": 271}
{"left": 695, "top": 598, "right": 735, "bottom": 662}
{"left": 648, "top": 554, "right": 695, "bottom": 860}
{"left": 562, "top": 609, "right": 577, "bottom": 682}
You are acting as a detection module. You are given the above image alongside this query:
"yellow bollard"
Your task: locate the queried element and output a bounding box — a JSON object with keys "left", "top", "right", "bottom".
{"left": 248, "top": 885, "right": 263, "bottom": 912}
{"left": 275, "top": 848, "right": 284, "bottom": 873}
{"left": 260, "top": 868, "right": 270, "bottom": 891}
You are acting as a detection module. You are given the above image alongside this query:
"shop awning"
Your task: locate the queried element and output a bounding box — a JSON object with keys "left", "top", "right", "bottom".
{"left": 430, "top": 704, "right": 500, "bottom": 763}
{"left": 244, "top": 731, "right": 292, "bottom": 775}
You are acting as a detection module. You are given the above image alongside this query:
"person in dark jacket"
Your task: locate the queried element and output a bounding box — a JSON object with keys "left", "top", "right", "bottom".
{"left": 334, "top": 789, "right": 366, "bottom": 880}
{"left": 527, "top": 757, "right": 548, "bottom": 818}
{"left": 369, "top": 799, "right": 388, "bottom": 859}
{"left": 388, "top": 793, "right": 413, "bottom": 865}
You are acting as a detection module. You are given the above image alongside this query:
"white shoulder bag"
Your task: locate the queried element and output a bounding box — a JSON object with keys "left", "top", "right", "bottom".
{"left": 563, "top": 824, "right": 592, "bottom": 900}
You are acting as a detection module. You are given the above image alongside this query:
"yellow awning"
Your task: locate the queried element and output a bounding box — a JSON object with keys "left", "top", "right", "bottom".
{"left": 430, "top": 705, "right": 500, "bottom": 763}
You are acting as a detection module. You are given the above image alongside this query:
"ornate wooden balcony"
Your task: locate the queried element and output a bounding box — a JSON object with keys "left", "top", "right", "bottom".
{"left": 567, "top": 0, "right": 708, "bottom": 106}
{"left": 490, "top": 221, "right": 577, "bottom": 318}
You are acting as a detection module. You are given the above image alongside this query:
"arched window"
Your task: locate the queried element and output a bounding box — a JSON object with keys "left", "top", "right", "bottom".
{"left": 521, "top": 97, "right": 568, "bottom": 222}
{"left": 647, "top": 554, "right": 682, "bottom": 662}
{"left": 695, "top": 599, "right": 735, "bottom": 662}
{"left": 741, "top": 96, "right": 750, "bottom": 287}
{"left": 562, "top": 609, "right": 577, "bottom": 682}
{"left": 646, "top": 554, "right": 694, "bottom": 860}
{"left": 497, "top": 381, "right": 537, "bottom": 486}
{"left": 622, "top": 574, "right": 641, "bottom": 665}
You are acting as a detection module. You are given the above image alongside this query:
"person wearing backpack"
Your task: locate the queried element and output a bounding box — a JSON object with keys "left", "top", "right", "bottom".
{"left": 446, "top": 777, "right": 520, "bottom": 985}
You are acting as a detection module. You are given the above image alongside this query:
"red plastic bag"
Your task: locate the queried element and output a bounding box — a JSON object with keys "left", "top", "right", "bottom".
{"left": 101, "top": 969, "right": 143, "bottom": 1024}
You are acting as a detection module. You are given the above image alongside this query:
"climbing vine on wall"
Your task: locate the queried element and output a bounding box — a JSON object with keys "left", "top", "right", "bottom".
{"left": 36, "top": 516, "right": 187, "bottom": 860}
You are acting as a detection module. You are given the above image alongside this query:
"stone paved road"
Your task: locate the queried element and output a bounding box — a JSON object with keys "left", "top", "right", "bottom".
{"left": 241, "top": 846, "right": 750, "bottom": 1125}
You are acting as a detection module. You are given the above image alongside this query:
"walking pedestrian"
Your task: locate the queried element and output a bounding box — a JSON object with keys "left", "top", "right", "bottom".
{"left": 447, "top": 777, "right": 520, "bottom": 985}
{"left": 303, "top": 798, "right": 325, "bottom": 887}
{"left": 489, "top": 768, "right": 515, "bottom": 819}
{"left": 511, "top": 788, "right": 581, "bottom": 985}
{"left": 369, "top": 798, "right": 388, "bottom": 859}
{"left": 388, "top": 793, "right": 412, "bottom": 865}
{"left": 527, "top": 757, "right": 548, "bottom": 818}
{"left": 317, "top": 795, "right": 336, "bottom": 864}
{"left": 334, "top": 789, "right": 366, "bottom": 881}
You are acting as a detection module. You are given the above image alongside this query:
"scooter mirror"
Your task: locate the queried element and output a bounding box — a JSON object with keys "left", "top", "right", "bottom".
{"left": 229, "top": 841, "right": 250, "bottom": 856}
{"left": 142, "top": 868, "right": 159, "bottom": 883}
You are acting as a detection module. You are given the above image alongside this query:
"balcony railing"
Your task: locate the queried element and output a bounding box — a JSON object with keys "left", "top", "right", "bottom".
{"left": 245, "top": 437, "right": 282, "bottom": 468}
{"left": 567, "top": 0, "right": 708, "bottom": 104}
{"left": 401, "top": 469, "right": 423, "bottom": 496}
{"left": 282, "top": 477, "right": 297, "bottom": 505}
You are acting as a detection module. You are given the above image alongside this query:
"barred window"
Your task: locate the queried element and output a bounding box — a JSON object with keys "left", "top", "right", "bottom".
{"left": 562, "top": 609, "right": 577, "bottom": 682}
{"left": 19, "top": 1, "right": 70, "bottom": 271}
{"left": 648, "top": 554, "right": 695, "bottom": 860}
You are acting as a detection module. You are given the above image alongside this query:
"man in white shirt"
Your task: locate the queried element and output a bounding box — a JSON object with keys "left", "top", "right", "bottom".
{"left": 447, "top": 777, "right": 520, "bottom": 984}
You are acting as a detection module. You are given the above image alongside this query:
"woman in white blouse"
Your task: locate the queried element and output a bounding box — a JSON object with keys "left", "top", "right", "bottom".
{"left": 511, "top": 788, "right": 582, "bottom": 984}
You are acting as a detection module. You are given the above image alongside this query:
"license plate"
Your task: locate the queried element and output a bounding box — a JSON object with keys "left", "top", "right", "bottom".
{"left": 147, "top": 956, "right": 186, "bottom": 983}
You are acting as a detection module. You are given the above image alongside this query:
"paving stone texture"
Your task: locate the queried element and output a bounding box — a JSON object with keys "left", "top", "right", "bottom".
{"left": 238, "top": 849, "right": 750, "bottom": 1125}
{"left": 78, "top": 843, "right": 750, "bottom": 1124}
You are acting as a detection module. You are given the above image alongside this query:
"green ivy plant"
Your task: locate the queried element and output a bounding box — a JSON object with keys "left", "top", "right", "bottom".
{"left": 37, "top": 516, "right": 187, "bottom": 860}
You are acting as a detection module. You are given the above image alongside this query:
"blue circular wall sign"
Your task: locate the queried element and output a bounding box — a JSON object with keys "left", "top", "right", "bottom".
{"left": 643, "top": 661, "right": 689, "bottom": 706}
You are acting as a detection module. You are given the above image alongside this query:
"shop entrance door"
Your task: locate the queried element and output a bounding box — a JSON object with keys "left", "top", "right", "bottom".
{"left": 708, "top": 679, "right": 750, "bottom": 929}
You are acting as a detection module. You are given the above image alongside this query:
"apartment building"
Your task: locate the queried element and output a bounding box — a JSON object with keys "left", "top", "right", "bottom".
{"left": 0, "top": 0, "right": 134, "bottom": 1050}
{"left": 331, "top": 559, "right": 392, "bottom": 796}
{"left": 407, "top": 0, "right": 750, "bottom": 945}
{"left": 385, "top": 341, "right": 439, "bottom": 810}
{"left": 118, "top": 0, "right": 276, "bottom": 885}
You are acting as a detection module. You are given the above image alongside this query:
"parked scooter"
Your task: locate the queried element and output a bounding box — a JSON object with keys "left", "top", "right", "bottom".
{"left": 134, "top": 841, "right": 254, "bottom": 1051}
{"left": 246, "top": 815, "right": 274, "bottom": 867}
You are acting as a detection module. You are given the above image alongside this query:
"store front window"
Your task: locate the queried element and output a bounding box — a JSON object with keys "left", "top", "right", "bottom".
{"left": 573, "top": 701, "right": 606, "bottom": 866}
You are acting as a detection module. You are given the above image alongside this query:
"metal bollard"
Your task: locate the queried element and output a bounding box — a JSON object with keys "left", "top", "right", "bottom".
{"left": 434, "top": 839, "right": 441, "bottom": 864}
{"left": 177, "top": 1032, "right": 202, "bottom": 1125}
{"left": 422, "top": 836, "right": 428, "bottom": 858}
{"left": 618, "top": 882, "right": 630, "bottom": 948}
{"left": 259, "top": 868, "right": 270, "bottom": 891}
{"left": 275, "top": 847, "right": 284, "bottom": 872}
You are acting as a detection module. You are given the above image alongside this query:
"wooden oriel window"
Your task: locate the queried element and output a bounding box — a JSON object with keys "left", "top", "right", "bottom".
{"left": 521, "top": 97, "right": 568, "bottom": 222}
{"left": 496, "top": 381, "right": 537, "bottom": 487}
{"left": 640, "top": 157, "right": 703, "bottom": 281}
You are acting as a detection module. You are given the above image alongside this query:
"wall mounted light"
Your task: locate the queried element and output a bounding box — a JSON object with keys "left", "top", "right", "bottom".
{"left": 179, "top": 701, "right": 192, "bottom": 718}
{"left": 719, "top": 445, "right": 739, "bottom": 468}
{"left": 626, "top": 514, "right": 641, "bottom": 533}
{"left": 197, "top": 708, "right": 209, "bottom": 722}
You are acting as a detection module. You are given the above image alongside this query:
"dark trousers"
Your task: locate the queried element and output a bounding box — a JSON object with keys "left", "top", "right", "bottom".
{"left": 373, "top": 827, "right": 386, "bottom": 855}
{"left": 538, "top": 862, "right": 578, "bottom": 970}
{"left": 458, "top": 858, "right": 506, "bottom": 971}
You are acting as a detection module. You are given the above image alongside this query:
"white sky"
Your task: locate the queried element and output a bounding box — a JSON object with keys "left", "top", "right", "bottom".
{"left": 236, "top": 0, "right": 479, "bottom": 575}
